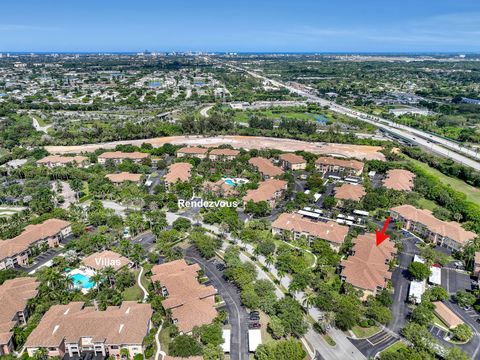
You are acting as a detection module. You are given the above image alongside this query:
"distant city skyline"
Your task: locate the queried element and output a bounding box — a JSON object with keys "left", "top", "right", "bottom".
{"left": 0, "top": 0, "right": 479, "bottom": 53}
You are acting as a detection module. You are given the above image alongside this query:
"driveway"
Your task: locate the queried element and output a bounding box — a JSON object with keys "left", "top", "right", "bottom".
{"left": 388, "top": 234, "right": 420, "bottom": 333}
{"left": 185, "top": 247, "right": 249, "bottom": 360}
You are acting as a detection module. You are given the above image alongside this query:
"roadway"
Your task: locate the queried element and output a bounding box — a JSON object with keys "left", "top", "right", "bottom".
{"left": 227, "top": 63, "right": 480, "bottom": 171}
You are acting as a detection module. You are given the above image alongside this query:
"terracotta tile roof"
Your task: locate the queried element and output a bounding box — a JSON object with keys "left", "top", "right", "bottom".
{"left": 177, "top": 147, "right": 208, "bottom": 155}
{"left": 334, "top": 184, "right": 366, "bottom": 201}
{"left": 82, "top": 250, "right": 132, "bottom": 271}
{"left": 279, "top": 153, "right": 306, "bottom": 164}
{"left": 0, "top": 277, "right": 39, "bottom": 346}
{"left": 37, "top": 155, "right": 88, "bottom": 165}
{"left": 341, "top": 233, "right": 397, "bottom": 292}
{"left": 433, "top": 301, "right": 464, "bottom": 329}
{"left": 315, "top": 156, "right": 364, "bottom": 171}
{"left": 0, "top": 219, "right": 71, "bottom": 261}
{"left": 203, "top": 180, "right": 238, "bottom": 196}
{"left": 209, "top": 148, "right": 240, "bottom": 156}
{"left": 151, "top": 260, "right": 217, "bottom": 333}
{"left": 391, "top": 205, "right": 477, "bottom": 246}
{"left": 98, "top": 151, "right": 149, "bottom": 160}
{"left": 383, "top": 169, "right": 415, "bottom": 191}
{"left": 243, "top": 179, "right": 287, "bottom": 203}
{"left": 25, "top": 301, "right": 152, "bottom": 348}
{"left": 105, "top": 172, "right": 142, "bottom": 183}
{"left": 272, "top": 213, "right": 349, "bottom": 245}
{"left": 164, "top": 163, "right": 192, "bottom": 184}
{"left": 248, "top": 157, "right": 284, "bottom": 177}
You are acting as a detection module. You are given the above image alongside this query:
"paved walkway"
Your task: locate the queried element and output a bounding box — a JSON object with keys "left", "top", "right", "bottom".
{"left": 138, "top": 267, "right": 148, "bottom": 302}
{"left": 154, "top": 321, "right": 165, "bottom": 360}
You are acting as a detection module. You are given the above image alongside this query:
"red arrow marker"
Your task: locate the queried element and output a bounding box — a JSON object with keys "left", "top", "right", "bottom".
{"left": 375, "top": 216, "right": 391, "bottom": 246}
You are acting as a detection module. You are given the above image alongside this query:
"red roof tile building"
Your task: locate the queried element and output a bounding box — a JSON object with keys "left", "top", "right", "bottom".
{"left": 37, "top": 155, "right": 89, "bottom": 168}
{"left": 383, "top": 169, "right": 415, "bottom": 191}
{"left": 105, "top": 172, "right": 143, "bottom": 184}
{"left": 341, "top": 233, "right": 397, "bottom": 300}
{"left": 248, "top": 157, "right": 284, "bottom": 179}
{"left": 25, "top": 302, "right": 153, "bottom": 359}
{"left": 177, "top": 147, "right": 208, "bottom": 160}
{"left": 279, "top": 153, "right": 307, "bottom": 171}
{"left": 0, "top": 219, "right": 71, "bottom": 270}
{"left": 272, "top": 213, "right": 349, "bottom": 251}
{"left": 151, "top": 260, "right": 217, "bottom": 334}
{"left": 164, "top": 163, "right": 193, "bottom": 188}
{"left": 391, "top": 204, "right": 477, "bottom": 251}
{"left": 0, "top": 278, "right": 39, "bottom": 356}
{"left": 315, "top": 156, "right": 364, "bottom": 176}
{"left": 334, "top": 184, "right": 366, "bottom": 202}
{"left": 242, "top": 179, "right": 288, "bottom": 208}
{"left": 208, "top": 148, "right": 240, "bottom": 161}
{"left": 98, "top": 151, "right": 149, "bottom": 165}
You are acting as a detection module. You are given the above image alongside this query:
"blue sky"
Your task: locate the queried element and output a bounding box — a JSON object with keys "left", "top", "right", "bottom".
{"left": 1, "top": 0, "right": 479, "bottom": 52}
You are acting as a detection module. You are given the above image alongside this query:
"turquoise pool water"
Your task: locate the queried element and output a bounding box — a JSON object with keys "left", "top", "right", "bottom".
{"left": 224, "top": 179, "right": 236, "bottom": 186}
{"left": 70, "top": 273, "right": 94, "bottom": 289}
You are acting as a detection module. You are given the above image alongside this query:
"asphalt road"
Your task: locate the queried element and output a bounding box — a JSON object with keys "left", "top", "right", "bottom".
{"left": 132, "top": 231, "right": 156, "bottom": 251}
{"left": 185, "top": 247, "right": 249, "bottom": 360}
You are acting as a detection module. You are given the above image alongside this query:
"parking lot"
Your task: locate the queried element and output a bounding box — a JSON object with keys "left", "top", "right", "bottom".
{"left": 350, "top": 329, "right": 398, "bottom": 358}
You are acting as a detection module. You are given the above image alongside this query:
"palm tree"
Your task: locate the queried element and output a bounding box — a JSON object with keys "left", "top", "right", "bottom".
{"left": 91, "top": 273, "right": 103, "bottom": 293}
{"left": 265, "top": 254, "right": 274, "bottom": 269}
{"left": 302, "top": 292, "right": 316, "bottom": 310}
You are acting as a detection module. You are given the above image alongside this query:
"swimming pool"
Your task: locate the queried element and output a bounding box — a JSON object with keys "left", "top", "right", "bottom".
{"left": 224, "top": 179, "right": 235, "bottom": 186}
{"left": 70, "top": 273, "right": 94, "bottom": 290}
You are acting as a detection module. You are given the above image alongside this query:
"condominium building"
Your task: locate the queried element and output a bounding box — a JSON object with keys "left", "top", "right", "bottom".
{"left": 36, "top": 155, "right": 89, "bottom": 168}
{"left": 0, "top": 278, "right": 39, "bottom": 356}
{"left": 272, "top": 213, "right": 349, "bottom": 251}
{"left": 164, "top": 163, "right": 192, "bottom": 188}
{"left": 383, "top": 169, "right": 415, "bottom": 191}
{"left": 0, "top": 219, "right": 71, "bottom": 270}
{"left": 82, "top": 250, "right": 133, "bottom": 272}
{"left": 334, "top": 183, "right": 366, "bottom": 202}
{"left": 242, "top": 179, "right": 288, "bottom": 208}
{"left": 315, "top": 156, "right": 364, "bottom": 176}
{"left": 176, "top": 147, "right": 208, "bottom": 159}
{"left": 278, "top": 153, "right": 307, "bottom": 171}
{"left": 208, "top": 148, "right": 240, "bottom": 161}
{"left": 151, "top": 260, "right": 217, "bottom": 334}
{"left": 97, "top": 151, "right": 150, "bottom": 165}
{"left": 391, "top": 204, "right": 477, "bottom": 250}
{"left": 105, "top": 172, "right": 143, "bottom": 184}
{"left": 248, "top": 157, "right": 284, "bottom": 179}
{"left": 340, "top": 233, "right": 397, "bottom": 299}
{"left": 25, "top": 302, "right": 153, "bottom": 359}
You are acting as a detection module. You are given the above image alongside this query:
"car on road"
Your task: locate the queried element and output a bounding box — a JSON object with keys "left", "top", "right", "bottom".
{"left": 248, "top": 322, "right": 261, "bottom": 329}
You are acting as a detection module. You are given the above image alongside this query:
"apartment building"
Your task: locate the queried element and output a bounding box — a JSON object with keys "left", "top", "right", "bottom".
{"left": 391, "top": 204, "right": 477, "bottom": 250}
{"left": 334, "top": 183, "right": 366, "bottom": 202}
{"left": 151, "top": 260, "right": 217, "bottom": 334}
{"left": 176, "top": 147, "right": 208, "bottom": 160}
{"left": 82, "top": 250, "right": 133, "bottom": 272}
{"left": 272, "top": 213, "right": 349, "bottom": 251}
{"left": 0, "top": 219, "right": 71, "bottom": 270}
{"left": 97, "top": 151, "right": 150, "bottom": 165}
{"left": 164, "top": 163, "right": 192, "bottom": 188}
{"left": 340, "top": 233, "right": 397, "bottom": 300}
{"left": 25, "top": 302, "right": 153, "bottom": 359}
{"left": 315, "top": 156, "right": 364, "bottom": 176}
{"left": 208, "top": 148, "right": 240, "bottom": 161}
{"left": 278, "top": 153, "right": 307, "bottom": 171}
{"left": 248, "top": 157, "right": 284, "bottom": 179}
{"left": 36, "top": 155, "right": 89, "bottom": 168}
{"left": 0, "top": 278, "right": 39, "bottom": 356}
{"left": 203, "top": 180, "right": 238, "bottom": 197}
{"left": 105, "top": 172, "right": 143, "bottom": 184}
{"left": 242, "top": 179, "right": 288, "bottom": 208}
{"left": 383, "top": 169, "right": 415, "bottom": 191}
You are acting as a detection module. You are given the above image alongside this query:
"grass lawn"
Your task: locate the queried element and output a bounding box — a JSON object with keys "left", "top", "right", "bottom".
{"left": 406, "top": 156, "right": 480, "bottom": 204}
{"left": 351, "top": 325, "right": 380, "bottom": 339}
{"left": 322, "top": 334, "right": 336, "bottom": 346}
{"left": 159, "top": 325, "right": 173, "bottom": 354}
{"left": 121, "top": 269, "right": 143, "bottom": 301}
{"left": 380, "top": 341, "right": 408, "bottom": 356}
{"left": 416, "top": 197, "right": 438, "bottom": 211}
{"left": 259, "top": 311, "right": 273, "bottom": 344}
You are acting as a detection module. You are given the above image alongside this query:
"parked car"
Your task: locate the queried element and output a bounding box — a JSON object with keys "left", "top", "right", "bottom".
{"left": 249, "top": 322, "right": 261, "bottom": 329}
